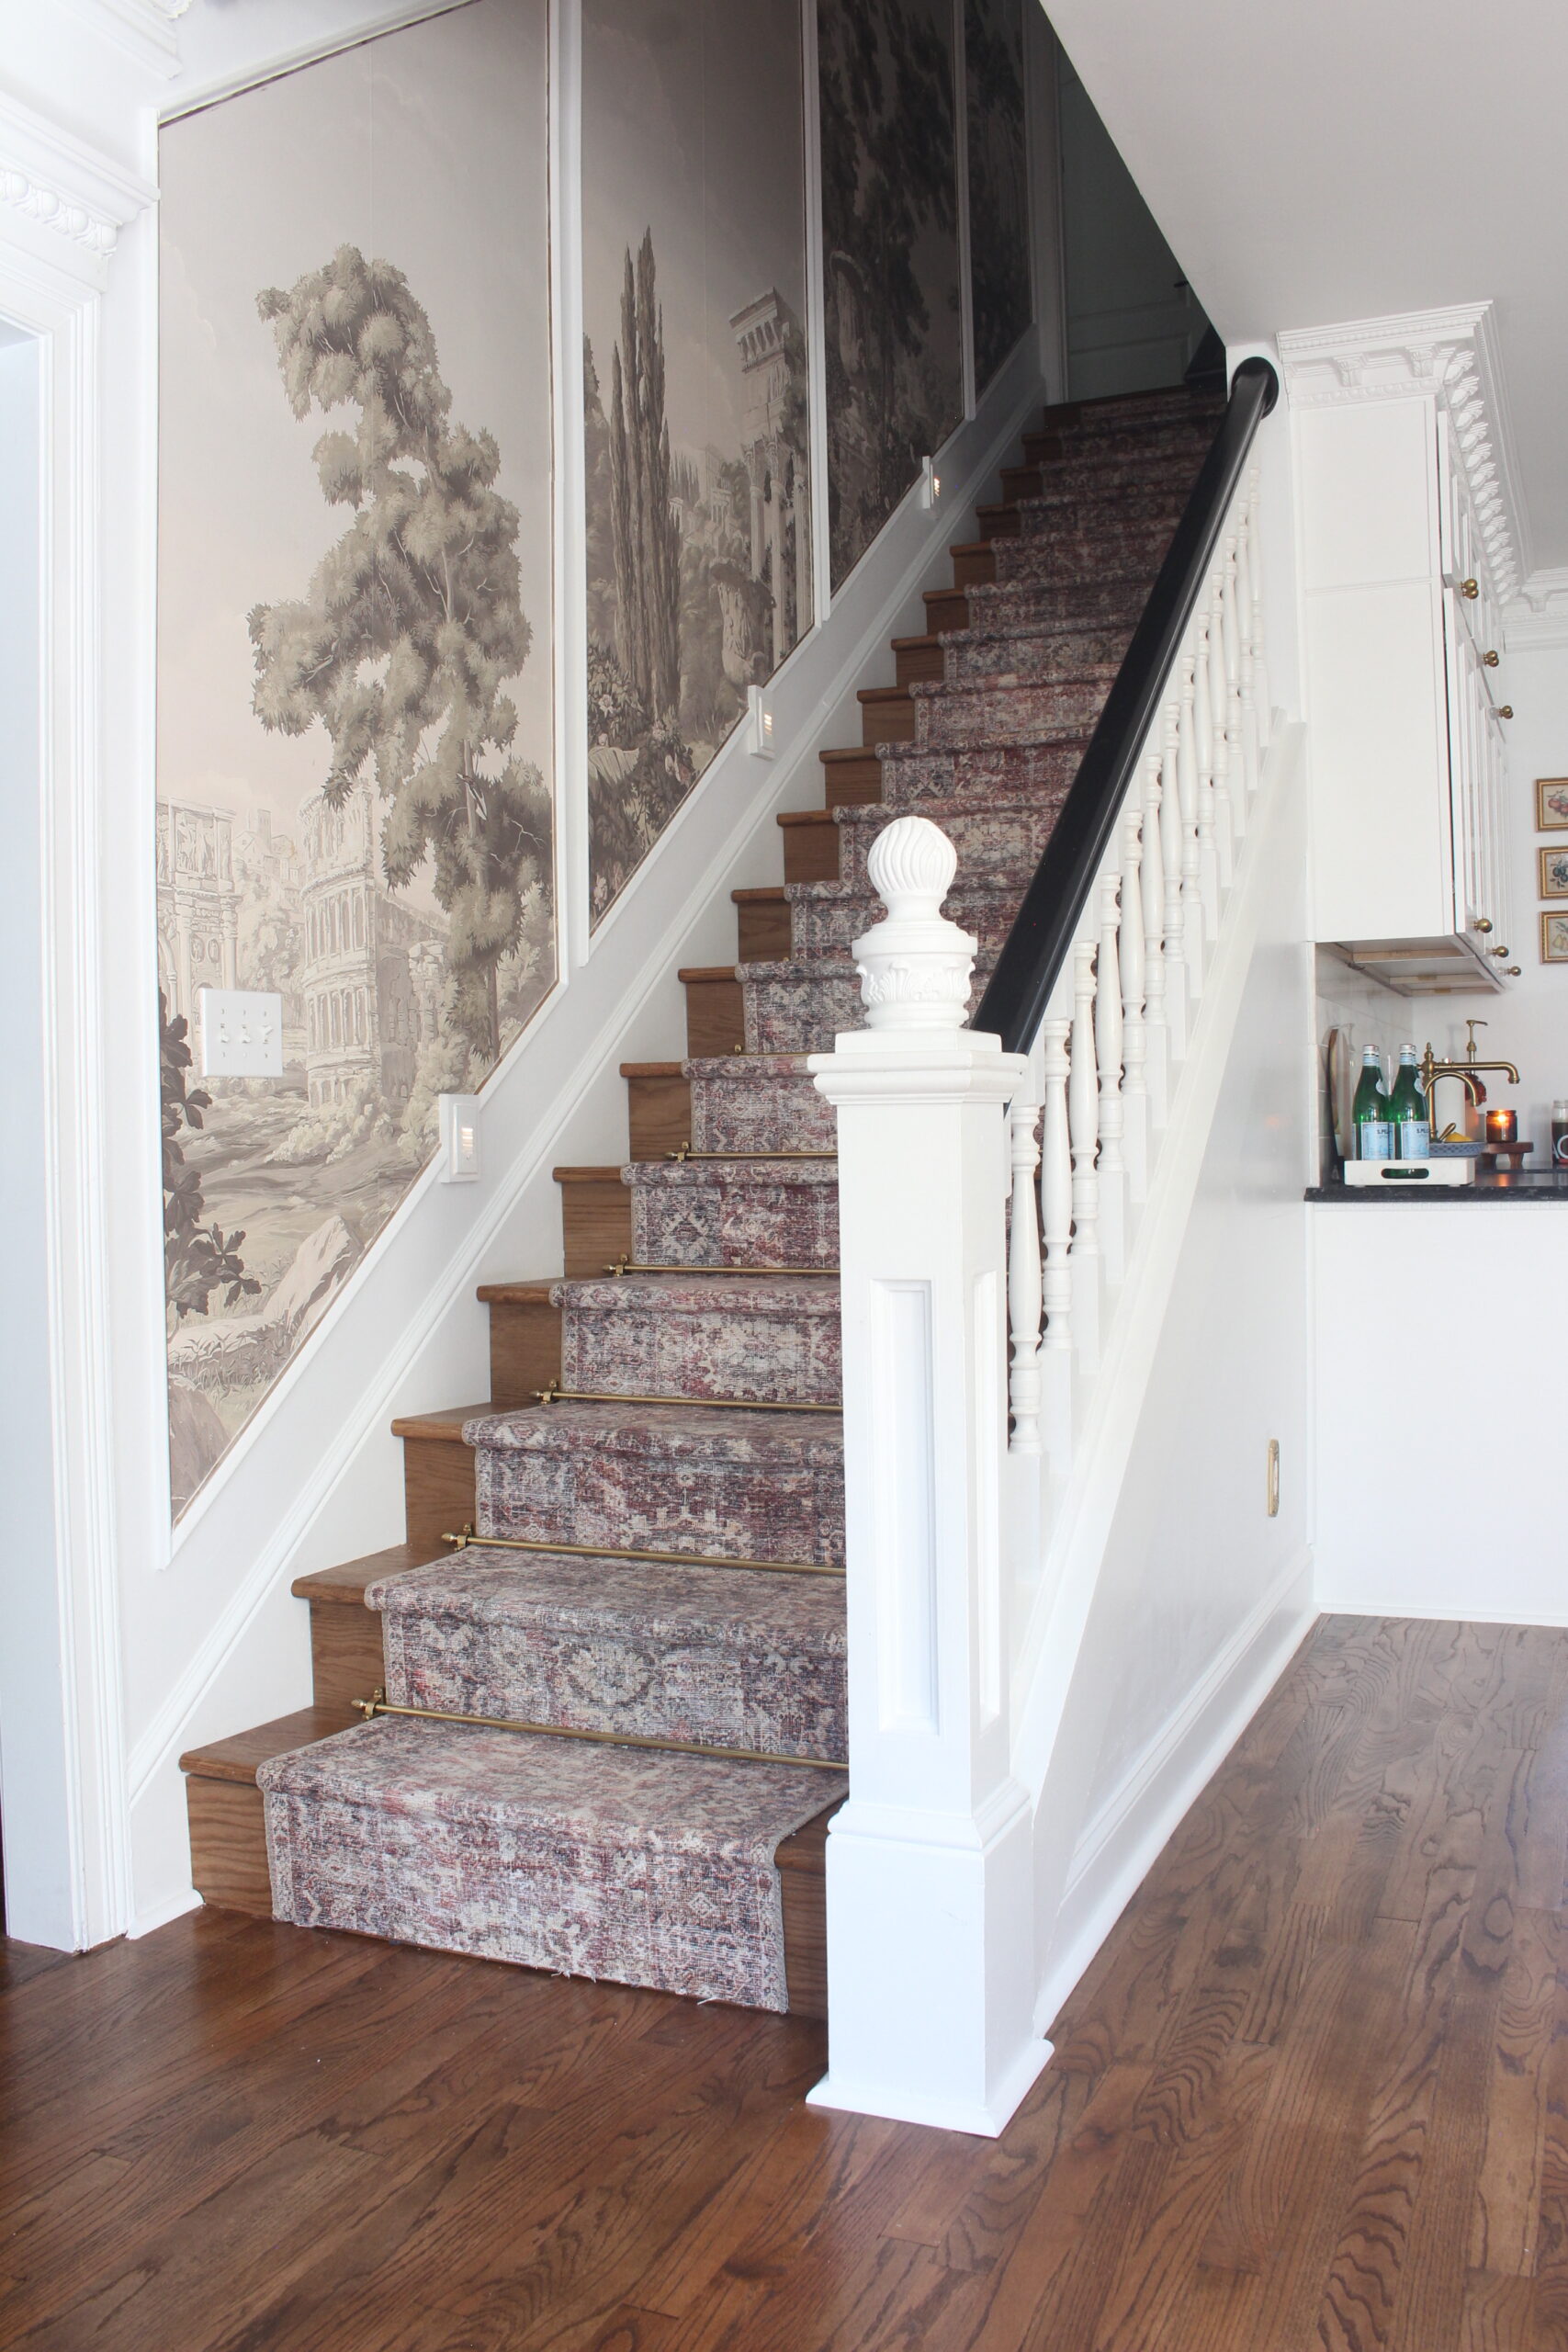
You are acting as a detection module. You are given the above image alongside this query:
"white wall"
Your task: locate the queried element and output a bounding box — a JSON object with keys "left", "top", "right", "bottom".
{"left": 1040, "top": 747, "right": 1316, "bottom": 1998}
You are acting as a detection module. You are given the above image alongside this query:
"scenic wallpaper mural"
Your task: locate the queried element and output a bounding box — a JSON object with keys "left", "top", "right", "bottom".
{"left": 965, "top": 0, "right": 1033, "bottom": 392}
{"left": 818, "top": 0, "right": 963, "bottom": 589}
{"left": 156, "top": 0, "right": 554, "bottom": 1514}
{"left": 581, "top": 0, "right": 812, "bottom": 921}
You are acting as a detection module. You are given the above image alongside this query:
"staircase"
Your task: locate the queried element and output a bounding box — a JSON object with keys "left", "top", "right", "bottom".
{"left": 180, "top": 382, "right": 1225, "bottom": 2018}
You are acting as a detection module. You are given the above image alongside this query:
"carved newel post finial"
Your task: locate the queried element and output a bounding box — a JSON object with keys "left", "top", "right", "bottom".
{"left": 853, "top": 815, "right": 977, "bottom": 1031}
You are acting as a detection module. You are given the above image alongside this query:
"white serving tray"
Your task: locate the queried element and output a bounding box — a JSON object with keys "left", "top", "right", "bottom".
{"left": 1342, "top": 1158, "right": 1475, "bottom": 1187}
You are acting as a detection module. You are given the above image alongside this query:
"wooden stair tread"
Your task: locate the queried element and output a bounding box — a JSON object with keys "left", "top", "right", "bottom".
{"left": 778, "top": 808, "right": 835, "bottom": 828}
{"left": 620, "top": 1059, "right": 684, "bottom": 1077}
{"left": 291, "top": 1546, "right": 424, "bottom": 1608}
{"left": 181, "top": 1705, "right": 357, "bottom": 1785}
{"left": 552, "top": 1164, "right": 626, "bottom": 1183}
{"left": 731, "top": 885, "right": 786, "bottom": 903}
{"left": 819, "top": 745, "right": 879, "bottom": 765}
{"left": 857, "top": 685, "right": 908, "bottom": 706}
{"left": 389, "top": 1402, "right": 493, "bottom": 1443}
{"left": 891, "top": 632, "right": 939, "bottom": 652}
{"left": 677, "top": 963, "right": 741, "bottom": 983}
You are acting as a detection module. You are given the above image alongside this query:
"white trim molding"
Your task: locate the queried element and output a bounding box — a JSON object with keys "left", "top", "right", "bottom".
{"left": 59, "top": 0, "right": 191, "bottom": 78}
{"left": 1504, "top": 567, "right": 1568, "bottom": 652}
{"left": 1277, "top": 302, "right": 1528, "bottom": 605}
{"left": 0, "top": 92, "right": 157, "bottom": 276}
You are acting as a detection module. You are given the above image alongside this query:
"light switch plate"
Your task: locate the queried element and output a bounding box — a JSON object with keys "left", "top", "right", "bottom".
{"left": 198, "top": 989, "right": 284, "bottom": 1078}
{"left": 438, "top": 1091, "right": 481, "bottom": 1182}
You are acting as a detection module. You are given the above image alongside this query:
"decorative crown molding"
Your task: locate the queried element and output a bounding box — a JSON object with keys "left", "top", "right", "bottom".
{"left": 1504, "top": 568, "right": 1568, "bottom": 653}
{"left": 1277, "top": 302, "right": 1528, "bottom": 606}
{"left": 0, "top": 91, "right": 157, "bottom": 267}
{"left": 57, "top": 0, "right": 193, "bottom": 77}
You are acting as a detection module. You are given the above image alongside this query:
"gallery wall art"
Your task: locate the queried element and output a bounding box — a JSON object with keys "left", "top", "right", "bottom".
{"left": 581, "top": 0, "right": 813, "bottom": 922}
{"left": 818, "top": 0, "right": 963, "bottom": 589}
{"left": 156, "top": 0, "right": 554, "bottom": 1515}
{"left": 965, "top": 0, "right": 1033, "bottom": 395}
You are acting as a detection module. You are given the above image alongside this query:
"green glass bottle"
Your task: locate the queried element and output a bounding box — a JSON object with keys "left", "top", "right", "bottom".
{"left": 1388, "top": 1044, "right": 1430, "bottom": 1160}
{"left": 1351, "top": 1046, "right": 1392, "bottom": 1160}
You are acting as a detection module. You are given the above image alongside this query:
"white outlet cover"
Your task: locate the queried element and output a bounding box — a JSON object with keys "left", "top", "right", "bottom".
{"left": 438, "top": 1091, "right": 481, "bottom": 1182}
{"left": 198, "top": 989, "right": 284, "bottom": 1078}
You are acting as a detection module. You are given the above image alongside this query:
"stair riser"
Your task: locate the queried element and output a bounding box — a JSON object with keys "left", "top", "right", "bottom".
{"left": 943, "top": 625, "right": 1132, "bottom": 686}
{"left": 1043, "top": 391, "right": 1222, "bottom": 434}
{"left": 629, "top": 1172, "right": 840, "bottom": 1269}
{"left": 474, "top": 1437, "right": 847, "bottom": 1566}
{"left": 381, "top": 1613, "right": 847, "bottom": 1764}
{"left": 789, "top": 887, "right": 1020, "bottom": 961}
{"left": 879, "top": 737, "right": 1084, "bottom": 814}
{"left": 562, "top": 1296, "right": 841, "bottom": 1406}
{"left": 912, "top": 675, "right": 1110, "bottom": 749}
{"left": 743, "top": 962, "right": 997, "bottom": 1057}
{"left": 991, "top": 521, "right": 1175, "bottom": 589}
{"left": 688, "top": 1059, "right": 836, "bottom": 1154}
{"left": 1022, "top": 429, "right": 1216, "bottom": 476}
{"left": 956, "top": 577, "right": 1151, "bottom": 635}
{"left": 1007, "top": 488, "right": 1187, "bottom": 537}
{"left": 834, "top": 801, "right": 1062, "bottom": 891}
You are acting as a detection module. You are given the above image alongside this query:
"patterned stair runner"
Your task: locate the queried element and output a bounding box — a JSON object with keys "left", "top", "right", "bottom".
{"left": 259, "top": 384, "right": 1220, "bottom": 2010}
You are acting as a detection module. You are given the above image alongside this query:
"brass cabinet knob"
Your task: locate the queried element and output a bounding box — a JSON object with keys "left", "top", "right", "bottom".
{"left": 1490, "top": 944, "right": 1510, "bottom": 957}
{"left": 1499, "top": 704, "right": 1515, "bottom": 718}
{"left": 1506, "top": 966, "right": 1521, "bottom": 977}
{"left": 1475, "top": 918, "right": 1494, "bottom": 933}
{"left": 1483, "top": 649, "right": 1500, "bottom": 666}
{"left": 1461, "top": 578, "right": 1480, "bottom": 598}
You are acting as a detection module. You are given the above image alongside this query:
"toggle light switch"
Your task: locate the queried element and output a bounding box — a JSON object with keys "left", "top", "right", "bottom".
{"left": 197, "top": 989, "right": 285, "bottom": 1078}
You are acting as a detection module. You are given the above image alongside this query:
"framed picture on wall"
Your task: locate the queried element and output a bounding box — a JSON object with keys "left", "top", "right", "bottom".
{"left": 1538, "top": 777, "right": 1568, "bottom": 830}
{"left": 1541, "top": 848, "right": 1568, "bottom": 899}
{"left": 1541, "top": 913, "right": 1568, "bottom": 962}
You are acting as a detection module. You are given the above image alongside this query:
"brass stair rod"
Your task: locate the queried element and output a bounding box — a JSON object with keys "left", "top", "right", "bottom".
{"left": 353, "top": 1689, "right": 847, "bottom": 1773}
{"left": 664, "top": 1146, "right": 835, "bottom": 1162}
{"left": 442, "top": 1524, "right": 843, "bottom": 1577}
{"left": 534, "top": 1384, "right": 839, "bottom": 1414}
{"left": 604, "top": 1259, "right": 840, "bottom": 1277}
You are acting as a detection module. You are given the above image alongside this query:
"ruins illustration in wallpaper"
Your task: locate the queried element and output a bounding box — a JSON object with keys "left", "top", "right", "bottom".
{"left": 157, "top": 0, "right": 553, "bottom": 1515}
{"left": 966, "top": 0, "right": 1033, "bottom": 392}
{"left": 818, "top": 0, "right": 962, "bottom": 588}
{"left": 581, "top": 0, "right": 812, "bottom": 920}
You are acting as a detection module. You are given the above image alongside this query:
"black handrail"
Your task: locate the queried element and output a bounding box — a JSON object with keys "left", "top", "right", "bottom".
{"left": 970, "top": 357, "right": 1280, "bottom": 1054}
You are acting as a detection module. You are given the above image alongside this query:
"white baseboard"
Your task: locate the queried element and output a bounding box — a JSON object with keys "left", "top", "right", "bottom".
{"left": 808, "top": 2034, "right": 1055, "bottom": 2140}
{"left": 1033, "top": 1545, "right": 1314, "bottom": 2038}
{"left": 1314, "top": 1589, "right": 1568, "bottom": 1630}
{"left": 127, "top": 1883, "right": 202, "bottom": 1939}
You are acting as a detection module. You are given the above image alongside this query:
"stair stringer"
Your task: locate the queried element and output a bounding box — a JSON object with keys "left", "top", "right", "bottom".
{"left": 1007, "top": 720, "right": 1313, "bottom": 2039}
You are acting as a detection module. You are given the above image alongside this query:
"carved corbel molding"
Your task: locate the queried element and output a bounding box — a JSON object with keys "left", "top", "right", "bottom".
{"left": 1277, "top": 302, "right": 1527, "bottom": 606}
{"left": 1504, "top": 567, "right": 1568, "bottom": 653}
{"left": 0, "top": 90, "right": 157, "bottom": 270}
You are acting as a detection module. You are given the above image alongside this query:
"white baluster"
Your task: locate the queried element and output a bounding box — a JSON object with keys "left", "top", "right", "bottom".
{"left": 1178, "top": 651, "right": 1206, "bottom": 993}
{"left": 1067, "top": 936, "right": 1101, "bottom": 1373}
{"left": 1222, "top": 534, "right": 1247, "bottom": 839}
{"left": 1193, "top": 615, "right": 1218, "bottom": 929}
{"left": 1039, "top": 1015, "right": 1073, "bottom": 1473}
{"left": 1235, "top": 502, "right": 1260, "bottom": 799}
{"left": 1006, "top": 1088, "right": 1043, "bottom": 1457}
{"left": 1140, "top": 752, "right": 1172, "bottom": 1124}
{"left": 1208, "top": 571, "right": 1235, "bottom": 890}
{"left": 1095, "top": 871, "right": 1125, "bottom": 1286}
{"left": 1159, "top": 702, "right": 1190, "bottom": 1057}
{"left": 1120, "top": 807, "right": 1148, "bottom": 1203}
{"left": 1248, "top": 464, "right": 1272, "bottom": 744}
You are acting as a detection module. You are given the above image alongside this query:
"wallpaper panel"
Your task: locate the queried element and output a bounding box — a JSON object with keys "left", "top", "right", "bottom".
{"left": 818, "top": 0, "right": 963, "bottom": 589}
{"left": 581, "top": 0, "right": 812, "bottom": 922}
{"left": 965, "top": 0, "right": 1032, "bottom": 394}
{"left": 157, "top": 0, "right": 554, "bottom": 1516}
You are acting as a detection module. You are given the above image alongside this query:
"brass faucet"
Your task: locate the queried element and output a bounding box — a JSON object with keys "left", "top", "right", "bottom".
{"left": 1419, "top": 1038, "right": 1519, "bottom": 1117}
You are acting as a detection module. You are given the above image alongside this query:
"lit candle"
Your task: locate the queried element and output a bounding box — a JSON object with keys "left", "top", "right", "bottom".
{"left": 1485, "top": 1108, "right": 1517, "bottom": 1148}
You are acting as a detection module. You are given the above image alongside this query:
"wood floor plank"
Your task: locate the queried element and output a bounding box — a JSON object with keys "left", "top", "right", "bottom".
{"left": 8, "top": 1614, "right": 1568, "bottom": 2349}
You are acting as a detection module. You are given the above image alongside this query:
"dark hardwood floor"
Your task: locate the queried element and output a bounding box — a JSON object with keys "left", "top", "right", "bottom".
{"left": 5, "top": 1612, "right": 1566, "bottom": 2349}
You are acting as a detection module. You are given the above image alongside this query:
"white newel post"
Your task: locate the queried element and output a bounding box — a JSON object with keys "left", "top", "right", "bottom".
{"left": 807, "top": 815, "right": 1049, "bottom": 2135}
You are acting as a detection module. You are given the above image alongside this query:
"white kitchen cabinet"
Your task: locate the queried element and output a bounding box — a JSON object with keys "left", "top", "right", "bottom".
{"left": 1297, "top": 393, "right": 1514, "bottom": 994}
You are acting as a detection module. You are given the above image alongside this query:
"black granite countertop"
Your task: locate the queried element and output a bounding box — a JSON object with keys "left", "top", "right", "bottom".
{"left": 1308, "top": 1172, "right": 1568, "bottom": 1202}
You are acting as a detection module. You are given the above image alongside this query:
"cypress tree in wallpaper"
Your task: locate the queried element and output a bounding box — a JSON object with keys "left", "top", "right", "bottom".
{"left": 818, "top": 0, "right": 962, "bottom": 589}
{"left": 965, "top": 0, "right": 1033, "bottom": 393}
{"left": 581, "top": 0, "right": 812, "bottom": 922}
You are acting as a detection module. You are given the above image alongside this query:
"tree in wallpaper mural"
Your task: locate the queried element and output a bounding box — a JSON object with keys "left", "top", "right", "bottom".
{"left": 157, "top": 0, "right": 553, "bottom": 1515}
{"left": 965, "top": 0, "right": 1033, "bottom": 393}
{"left": 249, "top": 246, "right": 551, "bottom": 1065}
{"left": 582, "top": 0, "right": 812, "bottom": 921}
{"left": 818, "top": 0, "right": 962, "bottom": 589}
